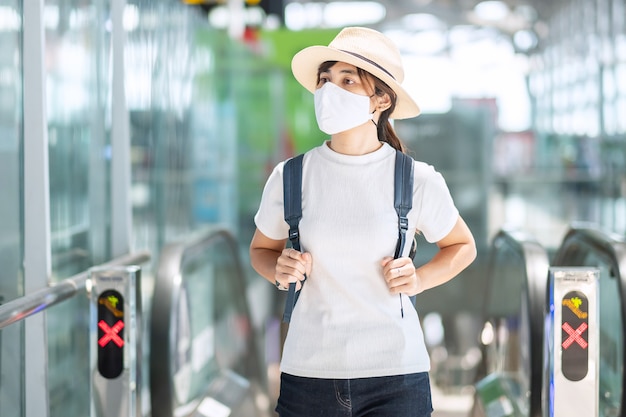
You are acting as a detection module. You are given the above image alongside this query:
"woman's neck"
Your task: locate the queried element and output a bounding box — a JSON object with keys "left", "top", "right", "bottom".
{"left": 328, "top": 123, "right": 381, "bottom": 156}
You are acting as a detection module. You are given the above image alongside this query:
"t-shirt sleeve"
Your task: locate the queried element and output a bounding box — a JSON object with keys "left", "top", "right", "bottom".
{"left": 413, "top": 163, "right": 459, "bottom": 243}
{"left": 254, "top": 161, "right": 289, "bottom": 240}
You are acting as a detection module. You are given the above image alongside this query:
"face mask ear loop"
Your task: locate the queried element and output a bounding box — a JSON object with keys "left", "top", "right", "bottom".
{"left": 370, "top": 105, "right": 378, "bottom": 128}
{"left": 369, "top": 91, "right": 378, "bottom": 127}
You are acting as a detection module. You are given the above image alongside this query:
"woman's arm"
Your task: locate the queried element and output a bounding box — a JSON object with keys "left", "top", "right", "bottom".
{"left": 415, "top": 215, "right": 476, "bottom": 291}
{"left": 382, "top": 215, "right": 476, "bottom": 296}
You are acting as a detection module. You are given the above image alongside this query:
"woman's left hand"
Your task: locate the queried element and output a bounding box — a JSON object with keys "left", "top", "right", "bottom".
{"left": 381, "top": 256, "right": 424, "bottom": 297}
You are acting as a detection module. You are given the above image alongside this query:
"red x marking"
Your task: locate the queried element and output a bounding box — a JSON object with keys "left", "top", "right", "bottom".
{"left": 562, "top": 322, "right": 588, "bottom": 349}
{"left": 98, "top": 320, "right": 125, "bottom": 348}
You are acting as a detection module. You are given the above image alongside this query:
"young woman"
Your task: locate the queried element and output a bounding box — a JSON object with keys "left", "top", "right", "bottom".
{"left": 250, "top": 26, "right": 476, "bottom": 417}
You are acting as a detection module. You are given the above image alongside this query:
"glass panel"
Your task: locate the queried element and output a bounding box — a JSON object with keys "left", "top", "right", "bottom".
{"left": 127, "top": 2, "right": 281, "bottom": 261}
{"left": 618, "top": 97, "right": 626, "bottom": 133}
{"left": 173, "top": 254, "right": 219, "bottom": 407}
{"left": 127, "top": 0, "right": 203, "bottom": 256}
{"left": 0, "top": 1, "right": 24, "bottom": 415}
{"left": 44, "top": 0, "right": 110, "bottom": 416}
{"left": 518, "top": 0, "right": 626, "bottom": 244}
{"left": 0, "top": 1, "right": 23, "bottom": 302}
{"left": 46, "top": 0, "right": 111, "bottom": 278}
{"left": 483, "top": 241, "right": 531, "bottom": 414}
{"left": 168, "top": 237, "right": 259, "bottom": 415}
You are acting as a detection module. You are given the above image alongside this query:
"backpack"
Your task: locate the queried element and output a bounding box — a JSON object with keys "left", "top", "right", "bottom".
{"left": 281, "top": 149, "right": 417, "bottom": 323}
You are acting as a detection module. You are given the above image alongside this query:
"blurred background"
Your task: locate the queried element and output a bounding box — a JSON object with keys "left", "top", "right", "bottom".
{"left": 1, "top": 0, "right": 625, "bottom": 416}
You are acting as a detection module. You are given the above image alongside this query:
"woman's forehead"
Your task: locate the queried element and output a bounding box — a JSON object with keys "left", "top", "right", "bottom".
{"left": 320, "top": 61, "right": 360, "bottom": 74}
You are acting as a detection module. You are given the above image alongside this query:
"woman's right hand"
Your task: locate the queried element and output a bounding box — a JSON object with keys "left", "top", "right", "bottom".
{"left": 275, "top": 248, "right": 312, "bottom": 291}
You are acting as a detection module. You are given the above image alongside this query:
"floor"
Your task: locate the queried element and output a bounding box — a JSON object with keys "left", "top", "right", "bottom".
{"left": 431, "top": 385, "right": 475, "bottom": 417}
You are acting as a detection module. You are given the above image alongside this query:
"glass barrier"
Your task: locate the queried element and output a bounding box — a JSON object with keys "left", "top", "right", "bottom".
{"left": 478, "top": 229, "right": 550, "bottom": 417}
{"left": 149, "top": 226, "right": 268, "bottom": 417}
{"left": 552, "top": 227, "right": 626, "bottom": 417}
{"left": 46, "top": 0, "right": 112, "bottom": 278}
{"left": 0, "top": 0, "right": 24, "bottom": 412}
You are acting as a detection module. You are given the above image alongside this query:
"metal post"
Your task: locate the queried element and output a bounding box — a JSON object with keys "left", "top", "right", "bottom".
{"left": 547, "top": 267, "right": 599, "bottom": 417}
{"left": 110, "top": 0, "right": 132, "bottom": 257}
{"left": 22, "top": 0, "right": 51, "bottom": 415}
{"left": 90, "top": 266, "right": 142, "bottom": 417}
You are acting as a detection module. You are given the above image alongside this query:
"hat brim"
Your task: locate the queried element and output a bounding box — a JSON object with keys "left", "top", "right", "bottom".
{"left": 291, "top": 45, "right": 421, "bottom": 120}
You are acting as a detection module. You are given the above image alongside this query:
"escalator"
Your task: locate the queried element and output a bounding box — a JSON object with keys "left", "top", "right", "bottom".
{"left": 477, "top": 226, "right": 626, "bottom": 417}
{"left": 149, "top": 226, "right": 271, "bottom": 417}
{"left": 476, "top": 230, "right": 549, "bottom": 417}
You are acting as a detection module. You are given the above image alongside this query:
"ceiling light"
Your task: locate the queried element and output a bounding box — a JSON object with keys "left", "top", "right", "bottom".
{"left": 123, "top": 4, "right": 140, "bottom": 32}
{"left": 323, "top": 2, "right": 386, "bottom": 27}
{"left": 513, "top": 29, "right": 538, "bottom": 52}
{"left": 402, "top": 13, "right": 445, "bottom": 31}
{"left": 285, "top": 3, "right": 324, "bottom": 30}
{"left": 0, "top": 6, "right": 20, "bottom": 31}
{"left": 474, "top": 1, "right": 509, "bottom": 21}
{"left": 407, "top": 30, "right": 447, "bottom": 55}
{"left": 285, "top": 2, "right": 385, "bottom": 30}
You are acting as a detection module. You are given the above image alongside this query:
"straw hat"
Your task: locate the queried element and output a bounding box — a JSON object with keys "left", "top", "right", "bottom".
{"left": 291, "top": 27, "right": 420, "bottom": 119}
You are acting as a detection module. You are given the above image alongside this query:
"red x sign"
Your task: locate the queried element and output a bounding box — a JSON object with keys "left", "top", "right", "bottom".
{"left": 98, "top": 320, "right": 125, "bottom": 348}
{"left": 562, "top": 322, "right": 588, "bottom": 349}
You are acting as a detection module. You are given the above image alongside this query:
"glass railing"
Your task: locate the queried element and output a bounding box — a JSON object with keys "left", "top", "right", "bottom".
{"left": 149, "top": 226, "right": 269, "bottom": 417}
{"left": 478, "top": 229, "right": 550, "bottom": 417}
{"left": 552, "top": 226, "right": 626, "bottom": 417}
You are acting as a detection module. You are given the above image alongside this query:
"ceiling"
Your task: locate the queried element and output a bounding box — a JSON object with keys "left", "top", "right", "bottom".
{"left": 376, "top": 0, "right": 562, "bottom": 30}
{"left": 280, "top": 0, "right": 567, "bottom": 52}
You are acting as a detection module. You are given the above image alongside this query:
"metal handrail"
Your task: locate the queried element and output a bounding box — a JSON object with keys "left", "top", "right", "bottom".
{"left": 0, "top": 251, "right": 151, "bottom": 330}
{"left": 483, "top": 228, "right": 550, "bottom": 417}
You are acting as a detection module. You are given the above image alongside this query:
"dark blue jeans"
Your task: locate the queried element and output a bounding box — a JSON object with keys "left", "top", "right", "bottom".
{"left": 275, "top": 372, "right": 433, "bottom": 417}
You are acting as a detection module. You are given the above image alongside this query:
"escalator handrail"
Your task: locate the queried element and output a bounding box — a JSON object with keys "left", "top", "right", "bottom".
{"left": 149, "top": 225, "right": 264, "bottom": 417}
{"left": 0, "top": 251, "right": 151, "bottom": 330}
{"left": 484, "top": 228, "right": 550, "bottom": 417}
{"left": 553, "top": 224, "right": 626, "bottom": 269}
{"left": 552, "top": 224, "right": 626, "bottom": 416}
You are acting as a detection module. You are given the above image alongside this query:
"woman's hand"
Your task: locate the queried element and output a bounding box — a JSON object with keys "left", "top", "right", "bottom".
{"left": 275, "top": 248, "right": 312, "bottom": 291}
{"left": 250, "top": 229, "right": 313, "bottom": 291}
{"left": 381, "top": 256, "right": 424, "bottom": 297}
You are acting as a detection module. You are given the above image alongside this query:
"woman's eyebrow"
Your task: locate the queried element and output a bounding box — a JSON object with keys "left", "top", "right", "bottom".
{"left": 319, "top": 68, "right": 357, "bottom": 77}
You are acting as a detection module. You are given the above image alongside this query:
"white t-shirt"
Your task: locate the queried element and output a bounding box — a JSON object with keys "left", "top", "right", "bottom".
{"left": 254, "top": 141, "right": 459, "bottom": 379}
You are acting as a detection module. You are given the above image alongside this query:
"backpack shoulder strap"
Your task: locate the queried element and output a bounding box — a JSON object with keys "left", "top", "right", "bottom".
{"left": 282, "top": 153, "right": 304, "bottom": 323}
{"left": 394, "top": 150, "right": 417, "bottom": 312}
{"left": 393, "top": 150, "right": 414, "bottom": 259}
{"left": 283, "top": 154, "right": 304, "bottom": 252}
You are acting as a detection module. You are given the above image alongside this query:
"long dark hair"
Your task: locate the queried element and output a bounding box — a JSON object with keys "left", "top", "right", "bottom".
{"left": 317, "top": 61, "right": 407, "bottom": 153}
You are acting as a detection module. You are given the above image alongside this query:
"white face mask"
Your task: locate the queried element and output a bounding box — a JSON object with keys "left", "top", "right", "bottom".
{"left": 314, "top": 82, "right": 374, "bottom": 135}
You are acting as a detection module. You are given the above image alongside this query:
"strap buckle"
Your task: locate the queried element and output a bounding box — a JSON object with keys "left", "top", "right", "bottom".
{"left": 399, "top": 216, "right": 409, "bottom": 232}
